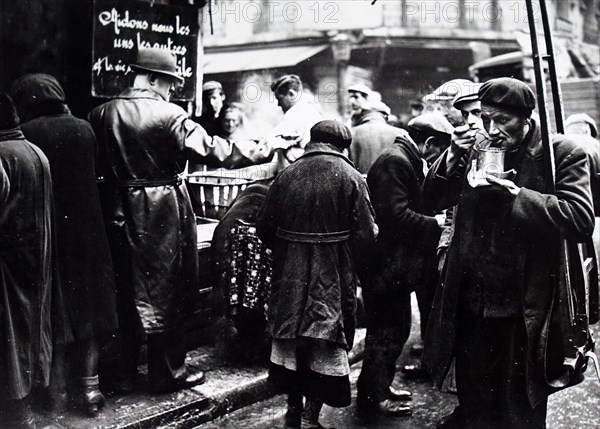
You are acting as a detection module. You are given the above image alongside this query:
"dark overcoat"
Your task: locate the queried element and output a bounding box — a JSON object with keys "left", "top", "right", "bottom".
{"left": 0, "top": 129, "right": 55, "bottom": 399}
{"left": 257, "top": 142, "right": 377, "bottom": 350}
{"left": 364, "top": 134, "right": 441, "bottom": 292}
{"left": 13, "top": 75, "right": 118, "bottom": 340}
{"left": 89, "top": 88, "right": 272, "bottom": 333}
{"left": 422, "top": 120, "right": 595, "bottom": 407}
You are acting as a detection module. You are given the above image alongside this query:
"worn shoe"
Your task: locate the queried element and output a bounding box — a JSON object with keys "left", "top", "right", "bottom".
{"left": 150, "top": 366, "right": 206, "bottom": 393}
{"left": 79, "top": 375, "right": 106, "bottom": 417}
{"left": 402, "top": 362, "right": 429, "bottom": 379}
{"left": 436, "top": 407, "right": 465, "bottom": 429}
{"left": 379, "top": 399, "right": 412, "bottom": 417}
{"left": 388, "top": 386, "right": 412, "bottom": 401}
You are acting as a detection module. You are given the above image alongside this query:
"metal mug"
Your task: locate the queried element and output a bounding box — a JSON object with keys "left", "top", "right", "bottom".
{"left": 476, "top": 146, "right": 505, "bottom": 177}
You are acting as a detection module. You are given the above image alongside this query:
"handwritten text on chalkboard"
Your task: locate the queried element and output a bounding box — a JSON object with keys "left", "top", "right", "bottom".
{"left": 92, "top": 0, "right": 198, "bottom": 100}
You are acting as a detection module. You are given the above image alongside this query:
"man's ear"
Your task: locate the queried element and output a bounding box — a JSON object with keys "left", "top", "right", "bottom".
{"left": 148, "top": 73, "right": 158, "bottom": 86}
{"left": 424, "top": 136, "right": 438, "bottom": 148}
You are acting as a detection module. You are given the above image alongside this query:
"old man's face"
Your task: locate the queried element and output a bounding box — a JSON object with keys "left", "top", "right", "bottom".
{"left": 481, "top": 105, "right": 530, "bottom": 150}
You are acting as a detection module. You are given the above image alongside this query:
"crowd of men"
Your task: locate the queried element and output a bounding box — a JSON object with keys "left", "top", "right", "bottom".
{"left": 0, "top": 46, "right": 598, "bottom": 429}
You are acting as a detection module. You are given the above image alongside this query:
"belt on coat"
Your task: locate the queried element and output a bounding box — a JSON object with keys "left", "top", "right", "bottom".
{"left": 115, "top": 176, "right": 183, "bottom": 188}
{"left": 276, "top": 228, "right": 350, "bottom": 243}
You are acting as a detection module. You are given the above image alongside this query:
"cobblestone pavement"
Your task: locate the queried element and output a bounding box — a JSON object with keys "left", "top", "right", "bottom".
{"left": 197, "top": 295, "right": 600, "bottom": 429}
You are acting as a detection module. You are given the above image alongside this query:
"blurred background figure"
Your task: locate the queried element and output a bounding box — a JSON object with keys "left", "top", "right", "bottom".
{"left": 10, "top": 74, "right": 118, "bottom": 417}
{"left": 566, "top": 113, "right": 598, "bottom": 138}
{"left": 347, "top": 83, "right": 380, "bottom": 127}
{"left": 218, "top": 102, "right": 247, "bottom": 141}
{"left": 265, "top": 74, "right": 322, "bottom": 170}
{"left": 348, "top": 99, "right": 407, "bottom": 175}
{"left": 197, "top": 80, "right": 226, "bottom": 137}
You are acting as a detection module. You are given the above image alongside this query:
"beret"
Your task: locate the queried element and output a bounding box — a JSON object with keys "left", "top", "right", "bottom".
{"left": 408, "top": 113, "right": 454, "bottom": 137}
{"left": 452, "top": 81, "right": 482, "bottom": 109}
{"left": 565, "top": 113, "right": 598, "bottom": 138}
{"left": 347, "top": 83, "right": 373, "bottom": 97}
{"left": 478, "top": 77, "right": 536, "bottom": 116}
{"left": 202, "top": 80, "right": 223, "bottom": 94}
{"left": 0, "top": 93, "right": 20, "bottom": 130}
{"left": 310, "top": 120, "right": 352, "bottom": 148}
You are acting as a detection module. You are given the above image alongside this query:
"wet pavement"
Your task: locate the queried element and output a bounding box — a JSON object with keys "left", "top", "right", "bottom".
{"left": 197, "top": 295, "right": 600, "bottom": 429}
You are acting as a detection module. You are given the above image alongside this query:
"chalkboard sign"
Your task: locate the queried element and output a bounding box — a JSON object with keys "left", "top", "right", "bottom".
{"left": 92, "top": 0, "right": 198, "bottom": 101}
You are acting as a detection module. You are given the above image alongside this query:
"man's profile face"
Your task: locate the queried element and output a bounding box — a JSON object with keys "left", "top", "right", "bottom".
{"left": 348, "top": 91, "right": 368, "bottom": 111}
{"left": 481, "top": 104, "right": 529, "bottom": 150}
{"left": 207, "top": 92, "right": 224, "bottom": 117}
{"left": 275, "top": 89, "right": 298, "bottom": 113}
{"left": 459, "top": 100, "right": 483, "bottom": 130}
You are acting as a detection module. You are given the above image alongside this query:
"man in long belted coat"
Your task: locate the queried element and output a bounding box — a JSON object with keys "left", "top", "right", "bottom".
{"left": 89, "top": 48, "right": 280, "bottom": 393}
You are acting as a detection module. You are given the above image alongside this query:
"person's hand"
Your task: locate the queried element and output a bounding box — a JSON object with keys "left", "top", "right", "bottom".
{"left": 270, "top": 135, "right": 298, "bottom": 150}
{"left": 451, "top": 124, "right": 477, "bottom": 153}
{"left": 485, "top": 174, "right": 521, "bottom": 196}
{"left": 435, "top": 213, "right": 446, "bottom": 228}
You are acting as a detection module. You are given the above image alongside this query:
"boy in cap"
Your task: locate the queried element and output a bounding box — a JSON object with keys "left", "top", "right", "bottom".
{"left": 422, "top": 77, "right": 594, "bottom": 428}
{"left": 258, "top": 120, "right": 377, "bottom": 429}
{"left": 196, "top": 80, "right": 226, "bottom": 136}
{"left": 89, "top": 48, "right": 281, "bottom": 394}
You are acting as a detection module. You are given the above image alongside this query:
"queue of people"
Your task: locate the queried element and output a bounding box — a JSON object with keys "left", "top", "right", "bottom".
{"left": 0, "top": 45, "right": 598, "bottom": 429}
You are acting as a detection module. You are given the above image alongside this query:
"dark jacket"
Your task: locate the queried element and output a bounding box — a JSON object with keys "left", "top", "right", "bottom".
{"left": 349, "top": 112, "right": 406, "bottom": 174}
{"left": 12, "top": 74, "right": 118, "bottom": 340}
{"left": 422, "top": 119, "right": 594, "bottom": 407}
{"left": 257, "top": 142, "right": 377, "bottom": 349}
{"left": 0, "top": 129, "right": 55, "bottom": 399}
{"left": 88, "top": 88, "right": 274, "bottom": 333}
{"left": 364, "top": 135, "right": 441, "bottom": 292}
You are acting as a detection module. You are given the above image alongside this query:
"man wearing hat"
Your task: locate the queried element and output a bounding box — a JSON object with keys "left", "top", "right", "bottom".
{"left": 422, "top": 77, "right": 594, "bottom": 427}
{"left": 0, "top": 94, "right": 64, "bottom": 427}
{"left": 257, "top": 120, "right": 377, "bottom": 429}
{"left": 347, "top": 83, "right": 379, "bottom": 127}
{"left": 348, "top": 99, "right": 407, "bottom": 174}
{"left": 89, "top": 48, "right": 277, "bottom": 394}
{"left": 195, "top": 80, "right": 225, "bottom": 136}
{"left": 356, "top": 113, "right": 446, "bottom": 419}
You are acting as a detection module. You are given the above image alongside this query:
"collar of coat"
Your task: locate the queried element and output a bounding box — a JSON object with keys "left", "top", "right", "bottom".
{"left": 118, "top": 87, "right": 166, "bottom": 101}
{"left": 300, "top": 142, "right": 355, "bottom": 167}
{"left": 0, "top": 127, "right": 25, "bottom": 142}
{"left": 355, "top": 111, "right": 387, "bottom": 126}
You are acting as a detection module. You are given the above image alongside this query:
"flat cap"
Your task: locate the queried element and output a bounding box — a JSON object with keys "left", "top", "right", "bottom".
{"left": 565, "top": 113, "right": 598, "bottom": 138}
{"left": 478, "top": 77, "right": 536, "bottom": 116}
{"left": 347, "top": 83, "right": 373, "bottom": 97}
{"left": 423, "top": 79, "right": 475, "bottom": 102}
{"left": 408, "top": 113, "right": 454, "bottom": 137}
{"left": 452, "top": 81, "right": 482, "bottom": 109}
{"left": 370, "top": 100, "right": 391, "bottom": 116}
{"left": 310, "top": 120, "right": 352, "bottom": 149}
{"left": 202, "top": 80, "right": 223, "bottom": 94}
{"left": 0, "top": 94, "right": 20, "bottom": 130}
